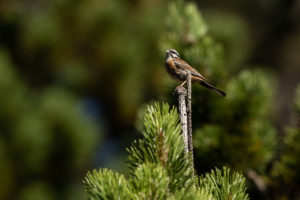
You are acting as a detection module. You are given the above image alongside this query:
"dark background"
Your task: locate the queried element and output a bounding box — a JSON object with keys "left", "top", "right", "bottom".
{"left": 0, "top": 0, "right": 299, "bottom": 199}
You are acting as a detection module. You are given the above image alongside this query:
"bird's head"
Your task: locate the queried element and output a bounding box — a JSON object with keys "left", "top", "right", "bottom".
{"left": 166, "top": 49, "right": 180, "bottom": 59}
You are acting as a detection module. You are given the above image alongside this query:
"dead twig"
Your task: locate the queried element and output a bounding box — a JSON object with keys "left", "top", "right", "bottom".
{"left": 175, "top": 86, "right": 189, "bottom": 155}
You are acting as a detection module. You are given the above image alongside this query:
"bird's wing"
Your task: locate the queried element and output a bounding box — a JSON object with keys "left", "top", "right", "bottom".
{"left": 173, "top": 58, "right": 209, "bottom": 82}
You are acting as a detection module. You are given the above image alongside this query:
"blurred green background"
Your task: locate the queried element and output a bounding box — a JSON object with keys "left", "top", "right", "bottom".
{"left": 0, "top": 0, "right": 300, "bottom": 199}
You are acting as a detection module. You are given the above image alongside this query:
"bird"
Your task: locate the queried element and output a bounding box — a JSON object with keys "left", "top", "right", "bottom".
{"left": 164, "top": 49, "right": 226, "bottom": 97}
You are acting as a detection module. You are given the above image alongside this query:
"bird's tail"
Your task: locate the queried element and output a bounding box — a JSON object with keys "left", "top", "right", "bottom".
{"left": 199, "top": 80, "right": 226, "bottom": 97}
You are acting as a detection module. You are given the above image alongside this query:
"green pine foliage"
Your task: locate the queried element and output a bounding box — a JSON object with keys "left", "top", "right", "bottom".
{"left": 160, "top": 0, "right": 225, "bottom": 83}
{"left": 131, "top": 163, "right": 169, "bottom": 199}
{"left": 161, "top": 0, "right": 277, "bottom": 180}
{"left": 0, "top": 0, "right": 165, "bottom": 198}
{"left": 127, "top": 103, "right": 195, "bottom": 192}
{"left": 199, "top": 167, "right": 248, "bottom": 200}
{"left": 273, "top": 128, "right": 300, "bottom": 184}
{"left": 84, "top": 103, "right": 249, "bottom": 199}
{"left": 0, "top": 49, "right": 99, "bottom": 200}
{"left": 168, "top": 188, "right": 214, "bottom": 200}
{"left": 271, "top": 84, "right": 300, "bottom": 193}
{"left": 84, "top": 169, "right": 131, "bottom": 200}
{"left": 164, "top": 0, "right": 300, "bottom": 198}
{"left": 194, "top": 70, "right": 277, "bottom": 173}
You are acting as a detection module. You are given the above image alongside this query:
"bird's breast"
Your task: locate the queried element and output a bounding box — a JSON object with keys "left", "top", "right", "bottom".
{"left": 165, "top": 59, "right": 186, "bottom": 82}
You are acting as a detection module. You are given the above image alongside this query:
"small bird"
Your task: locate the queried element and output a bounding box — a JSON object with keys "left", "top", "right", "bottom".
{"left": 164, "top": 49, "right": 226, "bottom": 97}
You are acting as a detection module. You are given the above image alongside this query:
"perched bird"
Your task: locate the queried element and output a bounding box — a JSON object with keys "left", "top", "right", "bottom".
{"left": 164, "top": 49, "right": 226, "bottom": 97}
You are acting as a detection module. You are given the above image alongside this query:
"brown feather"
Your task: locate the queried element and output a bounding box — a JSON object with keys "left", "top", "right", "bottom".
{"left": 193, "top": 77, "right": 226, "bottom": 97}
{"left": 173, "top": 58, "right": 209, "bottom": 82}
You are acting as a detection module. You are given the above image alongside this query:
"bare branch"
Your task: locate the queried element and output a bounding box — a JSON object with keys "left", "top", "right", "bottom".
{"left": 186, "top": 71, "right": 194, "bottom": 168}
{"left": 175, "top": 86, "right": 189, "bottom": 155}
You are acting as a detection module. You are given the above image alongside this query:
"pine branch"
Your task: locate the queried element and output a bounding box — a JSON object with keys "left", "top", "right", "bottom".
{"left": 186, "top": 71, "right": 194, "bottom": 168}
{"left": 175, "top": 71, "right": 194, "bottom": 167}
{"left": 158, "top": 128, "right": 169, "bottom": 168}
{"left": 127, "top": 103, "right": 195, "bottom": 192}
{"left": 83, "top": 169, "right": 132, "bottom": 200}
{"left": 175, "top": 86, "right": 189, "bottom": 154}
{"left": 198, "top": 167, "right": 249, "bottom": 200}
{"left": 130, "top": 163, "right": 170, "bottom": 199}
{"left": 84, "top": 102, "right": 249, "bottom": 200}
